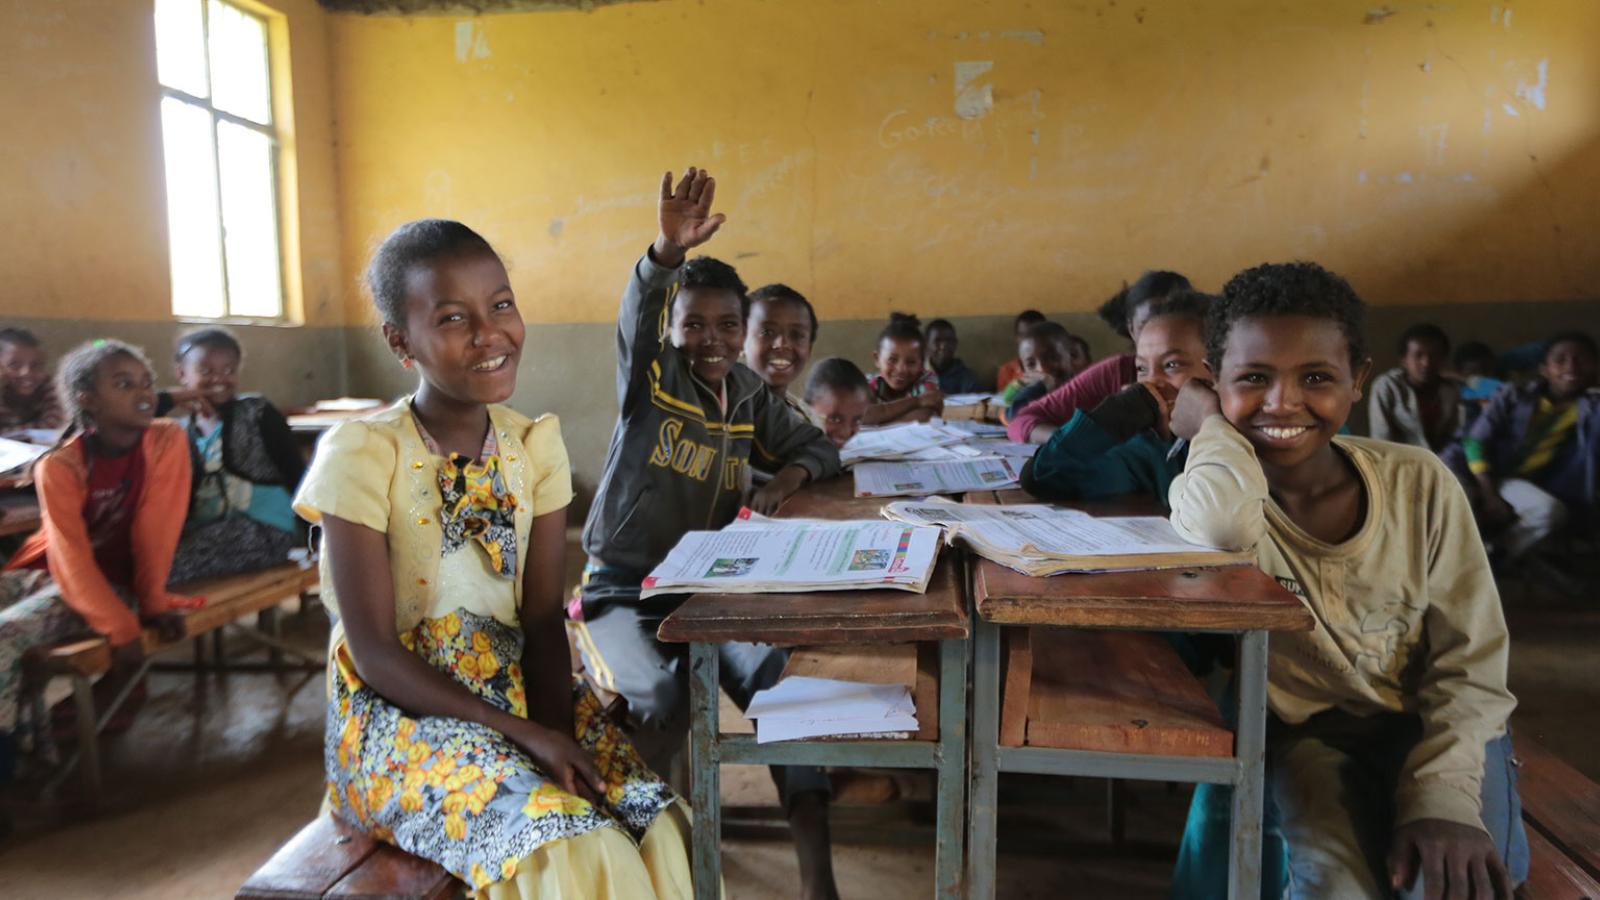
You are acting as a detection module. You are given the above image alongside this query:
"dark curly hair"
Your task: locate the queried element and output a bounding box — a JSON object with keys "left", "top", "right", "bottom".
{"left": 1543, "top": 330, "right": 1598, "bottom": 363}
{"left": 1096, "top": 270, "right": 1193, "bottom": 339}
{"left": 1396, "top": 323, "right": 1449, "bottom": 356}
{"left": 175, "top": 326, "right": 243, "bottom": 363}
{"left": 803, "top": 356, "right": 871, "bottom": 404}
{"left": 1143, "top": 288, "right": 1213, "bottom": 324}
{"left": 1024, "top": 321, "right": 1073, "bottom": 353}
{"left": 748, "top": 282, "right": 816, "bottom": 341}
{"left": 1209, "top": 262, "right": 1367, "bottom": 372}
{"left": 877, "top": 312, "right": 925, "bottom": 350}
{"left": 672, "top": 255, "right": 749, "bottom": 320}
{"left": 365, "top": 219, "right": 499, "bottom": 328}
{"left": 0, "top": 327, "right": 41, "bottom": 351}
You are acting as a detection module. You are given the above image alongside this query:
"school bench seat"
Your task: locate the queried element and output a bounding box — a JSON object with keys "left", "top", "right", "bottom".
{"left": 22, "top": 561, "right": 321, "bottom": 801}
{"left": 1514, "top": 736, "right": 1600, "bottom": 899}
{"left": 236, "top": 814, "right": 458, "bottom": 900}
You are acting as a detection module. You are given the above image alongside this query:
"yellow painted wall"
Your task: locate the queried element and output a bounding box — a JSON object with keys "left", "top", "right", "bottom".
{"left": 331, "top": 0, "right": 1600, "bottom": 326}
{"left": 0, "top": 0, "right": 344, "bottom": 326}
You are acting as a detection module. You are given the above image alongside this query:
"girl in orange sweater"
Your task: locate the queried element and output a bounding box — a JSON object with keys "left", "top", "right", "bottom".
{"left": 0, "top": 340, "right": 203, "bottom": 781}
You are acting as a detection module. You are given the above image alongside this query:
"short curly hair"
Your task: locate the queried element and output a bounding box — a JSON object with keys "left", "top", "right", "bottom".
{"left": 1208, "top": 262, "right": 1367, "bottom": 372}
{"left": 365, "top": 219, "right": 499, "bottom": 328}
{"left": 674, "top": 256, "right": 749, "bottom": 319}
{"left": 749, "top": 282, "right": 816, "bottom": 341}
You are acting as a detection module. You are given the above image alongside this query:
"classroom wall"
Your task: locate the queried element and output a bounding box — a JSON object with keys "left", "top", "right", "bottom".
{"left": 0, "top": 0, "right": 348, "bottom": 406}
{"left": 329, "top": 0, "right": 1600, "bottom": 488}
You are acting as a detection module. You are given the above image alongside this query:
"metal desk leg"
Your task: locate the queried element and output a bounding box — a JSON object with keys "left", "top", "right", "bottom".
{"left": 934, "top": 636, "right": 969, "bottom": 899}
{"left": 966, "top": 614, "right": 1003, "bottom": 899}
{"left": 1228, "top": 629, "right": 1270, "bottom": 900}
{"left": 689, "top": 641, "right": 722, "bottom": 900}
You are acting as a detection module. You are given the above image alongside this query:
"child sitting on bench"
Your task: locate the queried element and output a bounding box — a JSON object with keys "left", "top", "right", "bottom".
{"left": 1, "top": 340, "right": 201, "bottom": 782}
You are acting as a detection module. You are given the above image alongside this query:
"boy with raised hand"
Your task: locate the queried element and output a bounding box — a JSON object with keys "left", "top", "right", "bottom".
{"left": 577, "top": 167, "right": 842, "bottom": 899}
{"left": 1166, "top": 262, "right": 1525, "bottom": 899}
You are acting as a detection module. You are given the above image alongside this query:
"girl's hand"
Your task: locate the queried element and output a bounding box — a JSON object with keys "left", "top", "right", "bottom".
{"left": 508, "top": 720, "right": 607, "bottom": 804}
{"left": 142, "top": 611, "right": 189, "bottom": 644}
{"left": 1170, "top": 379, "right": 1223, "bottom": 440}
{"left": 917, "top": 385, "right": 945, "bottom": 411}
{"left": 1138, "top": 381, "right": 1178, "bottom": 436}
{"left": 653, "top": 168, "right": 726, "bottom": 267}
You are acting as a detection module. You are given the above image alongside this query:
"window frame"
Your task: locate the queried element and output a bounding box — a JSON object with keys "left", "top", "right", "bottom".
{"left": 159, "top": 0, "right": 289, "bottom": 324}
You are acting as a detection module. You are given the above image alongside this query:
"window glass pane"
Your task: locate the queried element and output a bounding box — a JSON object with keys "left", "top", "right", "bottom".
{"left": 154, "top": 0, "right": 208, "bottom": 97}
{"left": 217, "top": 122, "right": 283, "bottom": 318}
{"left": 160, "top": 99, "right": 226, "bottom": 318}
{"left": 207, "top": 0, "right": 272, "bottom": 124}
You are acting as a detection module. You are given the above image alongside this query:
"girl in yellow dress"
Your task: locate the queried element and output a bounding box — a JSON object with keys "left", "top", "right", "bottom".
{"left": 294, "top": 219, "right": 692, "bottom": 899}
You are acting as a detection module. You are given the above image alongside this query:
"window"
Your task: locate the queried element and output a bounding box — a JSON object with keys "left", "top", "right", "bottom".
{"left": 154, "top": 0, "right": 284, "bottom": 319}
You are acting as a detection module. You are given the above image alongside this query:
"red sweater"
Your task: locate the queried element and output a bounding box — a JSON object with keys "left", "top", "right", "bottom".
{"left": 1006, "top": 354, "right": 1138, "bottom": 443}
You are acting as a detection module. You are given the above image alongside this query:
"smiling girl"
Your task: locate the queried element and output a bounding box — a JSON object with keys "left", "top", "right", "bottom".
{"left": 1, "top": 340, "right": 200, "bottom": 782}
{"left": 294, "top": 220, "right": 691, "bottom": 898}
{"left": 862, "top": 313, "right": 942, "bottom": 425}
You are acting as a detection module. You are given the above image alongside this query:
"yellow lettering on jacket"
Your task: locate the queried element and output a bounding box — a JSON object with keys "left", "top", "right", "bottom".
{"left": 649, "top": 417, "right": 719, "bottom": 483}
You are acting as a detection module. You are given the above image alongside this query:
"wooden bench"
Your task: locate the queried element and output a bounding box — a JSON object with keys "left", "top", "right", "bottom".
{"left": 23, "top": 561, "right": 321, "bottom": 801}
{"left": 1515, "top": 736, "right": 1600, "bottom": 899}
{"left": 235, "top": 814, "right": 458, "bottom": 900}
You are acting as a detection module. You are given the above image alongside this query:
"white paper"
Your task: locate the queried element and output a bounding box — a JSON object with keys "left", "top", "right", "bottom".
{"left": 0, "top": 437, "right": 49, "bottom": 475}
{"left": 884, "top": 499, "right": 1241, "bottom": 572}
{"left": 840, "top": 421, "right": 973, "bottom": 465}
{"left": 853, "top": 456, "right": 1019, "bottom": 498}
{"left": 0, "top": 428, "right": 61, "bottom": 446}
{"left": 640, "top": 519, "right": 943, "bottom": 597}
{"left": 746, "top": 676, "right": 918, "bottom": 743}
{"left": 941, "top": 420, "right": 1008, "bottom": 437}
{"left": 941, "top": 393, "right": 993, "bottom": 407}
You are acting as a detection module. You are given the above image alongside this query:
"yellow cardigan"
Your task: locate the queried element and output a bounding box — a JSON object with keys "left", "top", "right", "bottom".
{"left": 293, "top": 400, "right": 574, "bottom": 645}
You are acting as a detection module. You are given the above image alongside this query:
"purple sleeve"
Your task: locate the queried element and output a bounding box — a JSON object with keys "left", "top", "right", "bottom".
{"left": 1006, "top": 355, "right": 1132, "bottom": 442}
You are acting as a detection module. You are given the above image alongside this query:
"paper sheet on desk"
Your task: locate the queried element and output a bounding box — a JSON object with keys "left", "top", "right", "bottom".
{"left": 853, "top": 456, "right": 1019, "bottom": 497}
{"left": 840, "top": 422, "right": 973, "bottom": 465}
{"left": 747, "top": 676, "right": 918, "bottom": 743}
{"left": 639, "top": 518, "right": 942, "bottom": 596}
{"left": 0, "top": 438, "right": 49, "bottom": 475}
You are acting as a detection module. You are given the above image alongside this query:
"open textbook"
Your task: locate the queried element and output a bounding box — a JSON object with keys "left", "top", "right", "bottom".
{"left": 0, "top": 437, "right": 50, "bottom": 477}
{"left": 745, "top": 676, "right": 918, "bottom": 743}
{"left": 883, "top": 498, "right": 1252, "bottom": 575}
{"left": 854, "top": 456, "right": 1020, "bottom": 498}
{"left": 839, "top": 421, "right": 972, "bottom": 465}
{"left": 640, "top": 518, "right": 943, "bottom": 597}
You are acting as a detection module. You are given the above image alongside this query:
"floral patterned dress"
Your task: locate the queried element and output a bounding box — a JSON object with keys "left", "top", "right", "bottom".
{"left": 317, "top": 426, "right": 678, "bottom": 892}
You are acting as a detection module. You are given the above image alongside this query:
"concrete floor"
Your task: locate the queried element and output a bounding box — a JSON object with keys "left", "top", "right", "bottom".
{"left": 0, "top": 583, "right": 1594, "bottom": 899}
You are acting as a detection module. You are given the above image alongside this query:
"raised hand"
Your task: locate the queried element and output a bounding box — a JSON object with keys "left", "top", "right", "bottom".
{"left": 653, "top": 167, "right": 727, "bottom": 267}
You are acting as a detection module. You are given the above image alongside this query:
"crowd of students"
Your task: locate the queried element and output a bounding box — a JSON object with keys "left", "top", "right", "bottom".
{"left": 1, "top": 164, "right": 1595, "bottom": 899}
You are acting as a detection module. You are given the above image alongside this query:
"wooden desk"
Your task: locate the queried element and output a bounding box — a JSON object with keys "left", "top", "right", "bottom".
{"left": 656, "top": 477, "right": 971, "bottom": 900}
{"left": 0, "top": 491, "right": 41, "bottom": 538}
{"left": 963, "top": 489, "right": 1313, "bottom": 900}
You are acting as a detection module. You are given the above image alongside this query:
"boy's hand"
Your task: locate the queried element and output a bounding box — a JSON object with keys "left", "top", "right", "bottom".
{"left": 1388, "top": 818, "right": 1513, "bottom": 900}
{"left": 1480, "top": 490, "right": 1516, "bottom": 528}
{"left": 142, "top": 611, "right": 189, "bottom": 645}
{"left": 748, "top": 466, "right": 808, "bottom": 516}
{"left": 653, "top": 167, "right": 726, "bottom": 268}
{"left": 1170, "top": 379, "right": 1222, "bottom": 440}
{"left": 917, "top": 385, "right": 945, "bottom": 411}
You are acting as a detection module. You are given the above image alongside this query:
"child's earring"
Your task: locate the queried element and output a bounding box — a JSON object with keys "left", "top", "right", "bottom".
{"left": 401, "top": 356, "right": 413, "bottom": 369}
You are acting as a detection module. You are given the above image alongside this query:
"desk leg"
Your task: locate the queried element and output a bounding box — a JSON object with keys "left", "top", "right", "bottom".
{"left": 966, "top": 614, "right": 1002, "bottom": 899}
{"left": 1228, "top": 629, "right": 1269, "bottom": 900}
{"left": 934, "top": 636, "right": 968, "bottom": 899}
{"left": 689, "top": 641, "right": 721, "bottom": 900}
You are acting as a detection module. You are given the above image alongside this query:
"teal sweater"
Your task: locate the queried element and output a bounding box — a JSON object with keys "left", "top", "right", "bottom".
{"left": 1020, "top": 408, "right": 1184, "bottom": 505}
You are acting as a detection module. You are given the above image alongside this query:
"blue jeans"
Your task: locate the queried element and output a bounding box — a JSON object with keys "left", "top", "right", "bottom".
{"left": 1171, "top": 710, "right": 1529, "bottom": 899}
